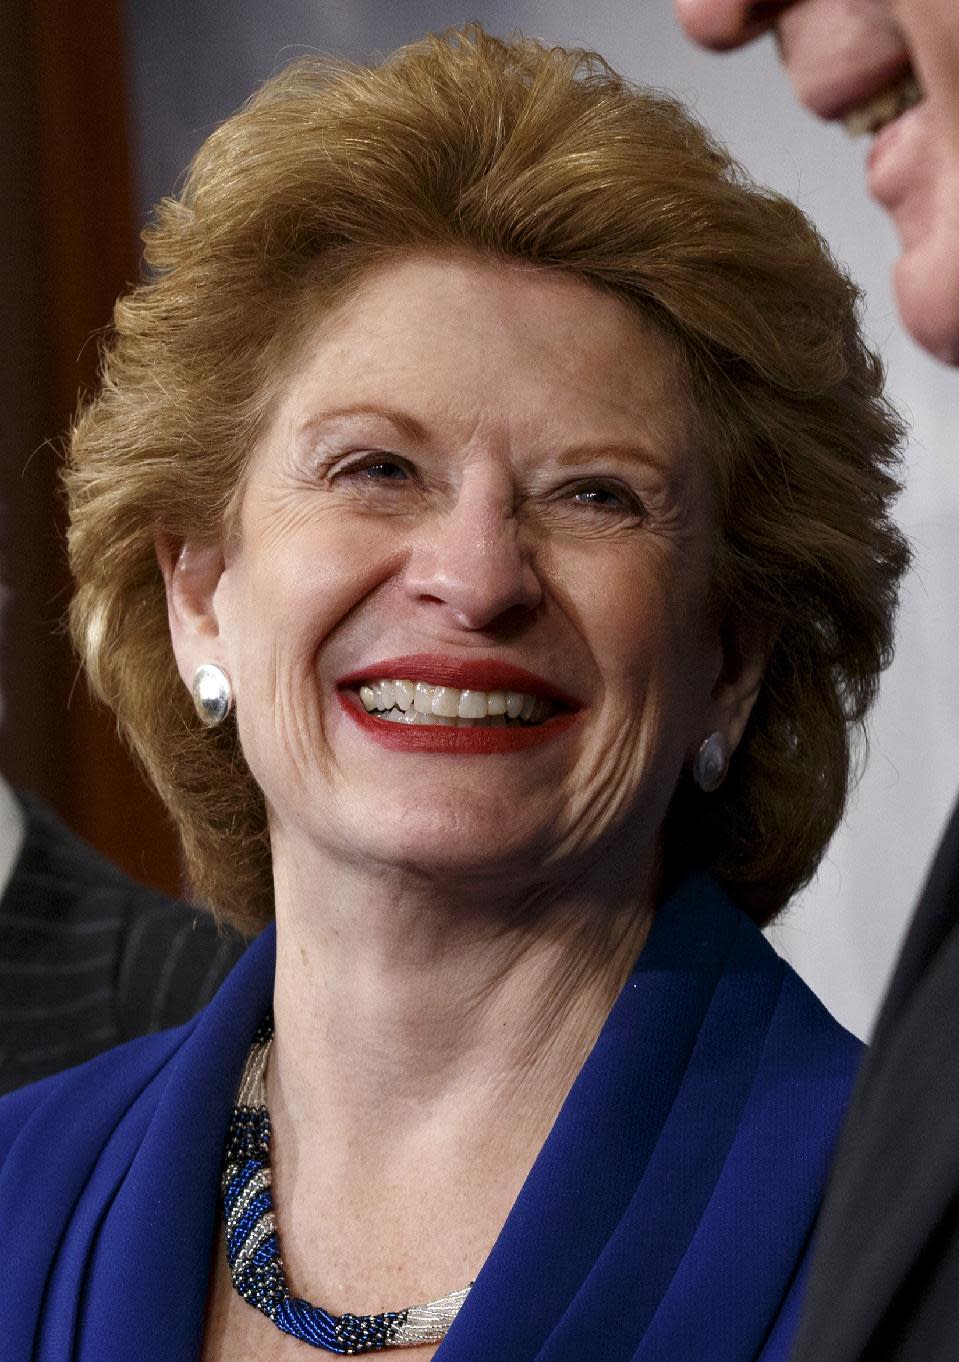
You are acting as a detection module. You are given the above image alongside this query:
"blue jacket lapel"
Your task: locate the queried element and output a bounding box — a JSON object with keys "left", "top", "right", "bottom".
{"left": 0, "top": 878, "right": 858, "bottom": 1362}
{"left": 438, "top": 878, "right": 859, "bottom": 1362}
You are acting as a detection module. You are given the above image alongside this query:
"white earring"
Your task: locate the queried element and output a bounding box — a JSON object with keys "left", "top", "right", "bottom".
{"left": 693, "top": 732, "right": 729, "bottom": 793}
{"left": 191, "top": 663, "right": 234, "bottom": 727}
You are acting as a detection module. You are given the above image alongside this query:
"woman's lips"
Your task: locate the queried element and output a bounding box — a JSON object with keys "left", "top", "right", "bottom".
{"left": 338, "top": 691, "right": 581, "bottom": 753}
{"left": 335, "top": 654, "right": 584, "bottom": 754}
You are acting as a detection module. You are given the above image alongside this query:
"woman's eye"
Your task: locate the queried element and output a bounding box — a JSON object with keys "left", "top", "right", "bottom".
{"left": 337, "top": 456, "right": 410, "bottom": 483}
{"left": 569, "top": 482, "right": 642, "bottom": 513}
{"left": 356, "top": 459, "right": 408, "bottom": 480}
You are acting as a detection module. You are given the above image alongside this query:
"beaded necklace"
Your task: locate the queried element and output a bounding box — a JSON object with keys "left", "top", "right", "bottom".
{"left": 221, "top": 1014, "right": 472, "bottom": 1354}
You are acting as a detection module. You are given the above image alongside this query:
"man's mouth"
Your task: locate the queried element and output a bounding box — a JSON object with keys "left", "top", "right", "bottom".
{"left": 356, "top": 678, "right": 557, "bottom": 727}
{"left": 842, "top": 69, "right": 924, "bottom": 137}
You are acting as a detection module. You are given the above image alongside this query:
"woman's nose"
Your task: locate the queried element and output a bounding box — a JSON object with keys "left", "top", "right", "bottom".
{"left": 674, "top": 0, "right": 788, "bottom": 50}
{"left": 403, "top": 497, "right": 543, "bottom": 632}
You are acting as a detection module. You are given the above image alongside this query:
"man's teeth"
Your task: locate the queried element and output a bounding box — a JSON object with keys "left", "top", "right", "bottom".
{"left": 843, "top": 72, "right": 923, "bottom": 137}
{"left": 357, "top": 679, "right": 553, "bottom": 726}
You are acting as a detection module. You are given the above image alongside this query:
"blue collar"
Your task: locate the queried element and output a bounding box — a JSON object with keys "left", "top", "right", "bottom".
{"left": 0, "top": 875, "right": 860, "bottom": 1361}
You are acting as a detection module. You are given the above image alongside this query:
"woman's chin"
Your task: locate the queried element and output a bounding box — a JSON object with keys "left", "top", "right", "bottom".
{"left": 344, "top": 812, "right": 550, "bottom": 886}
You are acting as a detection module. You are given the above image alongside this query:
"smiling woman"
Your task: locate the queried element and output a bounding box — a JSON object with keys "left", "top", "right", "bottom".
{"left": 188, "top": 253, "right": 724, "bottom": 893}
{"left": 0, "top": 24, "right": 909, "bottom": 1362}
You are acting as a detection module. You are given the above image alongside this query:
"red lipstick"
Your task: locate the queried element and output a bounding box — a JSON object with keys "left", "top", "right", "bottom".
{"left": 335, "top": 654, "right": 583, "bottom": 754}
{"left": 338, "top": 694, "right": 580, "bottom": 753}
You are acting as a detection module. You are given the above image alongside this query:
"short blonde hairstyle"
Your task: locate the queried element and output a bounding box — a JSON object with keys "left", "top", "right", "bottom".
{"left": 67, "top": 26, "right": 909, "bottom": 932}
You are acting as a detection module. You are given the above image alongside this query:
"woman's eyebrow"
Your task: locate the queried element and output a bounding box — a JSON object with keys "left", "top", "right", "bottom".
{"left": 288, "top": 413, "right": 681, "bottom": 480}
{"left": 549, "top": 437, "right": 681, "bottom": 476}
{"left": 293, "top": 404, "right": 429, "bottom": 445}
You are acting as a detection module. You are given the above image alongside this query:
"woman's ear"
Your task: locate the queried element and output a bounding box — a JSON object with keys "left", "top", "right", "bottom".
{"left": 155, "top": 533, "right": 228, "bottom": 690}
{"left": 707, "top": 612, "right": 776, "bottom": 759}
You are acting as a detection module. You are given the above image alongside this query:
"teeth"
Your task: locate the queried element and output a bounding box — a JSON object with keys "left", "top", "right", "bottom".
{"left": 458, "top": 689, "right": 488, "bottom": 720}
{"left": 393, "top": 680, "right": 415, "bottom": 711}
{"left": 843, "top": 71, "right": 923, "bottom": 137}
{"left": 431, "top": 686, "right": 460, "bottom": 718}
{"left": 381, "top": 707, "right": 418, "bottom": 724}
{"left": 355, "top": 677, "right": 557, "bottom": 726}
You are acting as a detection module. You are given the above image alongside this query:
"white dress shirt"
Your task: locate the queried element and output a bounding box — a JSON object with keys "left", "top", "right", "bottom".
{"left": 0, "top": 776, "right": 26, "bottom": 901}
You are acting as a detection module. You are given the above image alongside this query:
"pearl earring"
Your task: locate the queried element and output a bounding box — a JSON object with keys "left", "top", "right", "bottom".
{"left": 191, "top": 663, "right": 234, "bottom": 727}
{"left": 693, "top": 732, "right": 729, "bottom": 793}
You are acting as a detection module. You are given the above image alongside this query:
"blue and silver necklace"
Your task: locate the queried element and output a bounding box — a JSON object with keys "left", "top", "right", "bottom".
{"left": 221, "top": 1014, "right": 472, "bottom": 1354}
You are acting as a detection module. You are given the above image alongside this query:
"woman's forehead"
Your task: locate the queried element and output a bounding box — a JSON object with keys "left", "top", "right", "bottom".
{"left": 265, "top": 252, "right": 701, "bottom": 466}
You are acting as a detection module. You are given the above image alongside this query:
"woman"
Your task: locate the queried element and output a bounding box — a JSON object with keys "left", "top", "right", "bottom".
{"left": 0, "top": 25, "right": 908, "bottom": 1362}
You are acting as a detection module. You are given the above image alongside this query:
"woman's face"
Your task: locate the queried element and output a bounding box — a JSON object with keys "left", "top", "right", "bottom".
{"left": 169, "top": 254, "right": 763, "bottom": 894}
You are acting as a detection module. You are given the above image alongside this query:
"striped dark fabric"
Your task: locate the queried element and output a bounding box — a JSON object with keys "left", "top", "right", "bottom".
{"left": 0, "top": 791, "right": 246, "bottom": 1094}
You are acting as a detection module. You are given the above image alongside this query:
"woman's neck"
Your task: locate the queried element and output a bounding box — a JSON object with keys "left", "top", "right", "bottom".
{"left": 269, "top": 827, "right": 654, "bottom": 1116}
{"left": 261, "top": 827, "right": 655, "bottom": 1315}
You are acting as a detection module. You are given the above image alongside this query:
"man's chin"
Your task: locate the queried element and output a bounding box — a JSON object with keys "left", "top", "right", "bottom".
{"left": 895, "top": 238, "right": 959, "bottom": 366}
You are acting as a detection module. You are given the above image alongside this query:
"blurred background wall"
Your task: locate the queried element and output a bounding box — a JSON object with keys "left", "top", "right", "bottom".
{"left": 4, "top": 0, "right": 958, "bottom": 1038}
{"left": 0, "top": 0, "right": 179, "bottom": 890}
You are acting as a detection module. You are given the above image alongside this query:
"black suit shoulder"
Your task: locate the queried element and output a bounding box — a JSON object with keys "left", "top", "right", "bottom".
{"left": 870, "top": 793, "right": 959, "bottom": 1048}
{"left": 792, "top": 795, "right": 959, "bottom": 1361}
{"left": 0, "top": 791, "right": 245, "bottom": 1094}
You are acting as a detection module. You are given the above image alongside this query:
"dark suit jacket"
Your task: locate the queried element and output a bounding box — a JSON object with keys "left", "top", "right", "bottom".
{"left": 0, "top": 791, "right": 246, "bottom": 1094}
{"left": 791, "top": 797, "right": 959, "bottom": 1360}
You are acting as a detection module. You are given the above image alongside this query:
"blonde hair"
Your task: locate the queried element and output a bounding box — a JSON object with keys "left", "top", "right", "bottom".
{"left": 67, "top": 25, "right": 909, "bottom": 932}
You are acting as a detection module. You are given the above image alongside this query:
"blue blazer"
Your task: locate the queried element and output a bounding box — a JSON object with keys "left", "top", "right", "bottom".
{"left": 0, "top": 876, "right": 861, "bottom": 1361}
